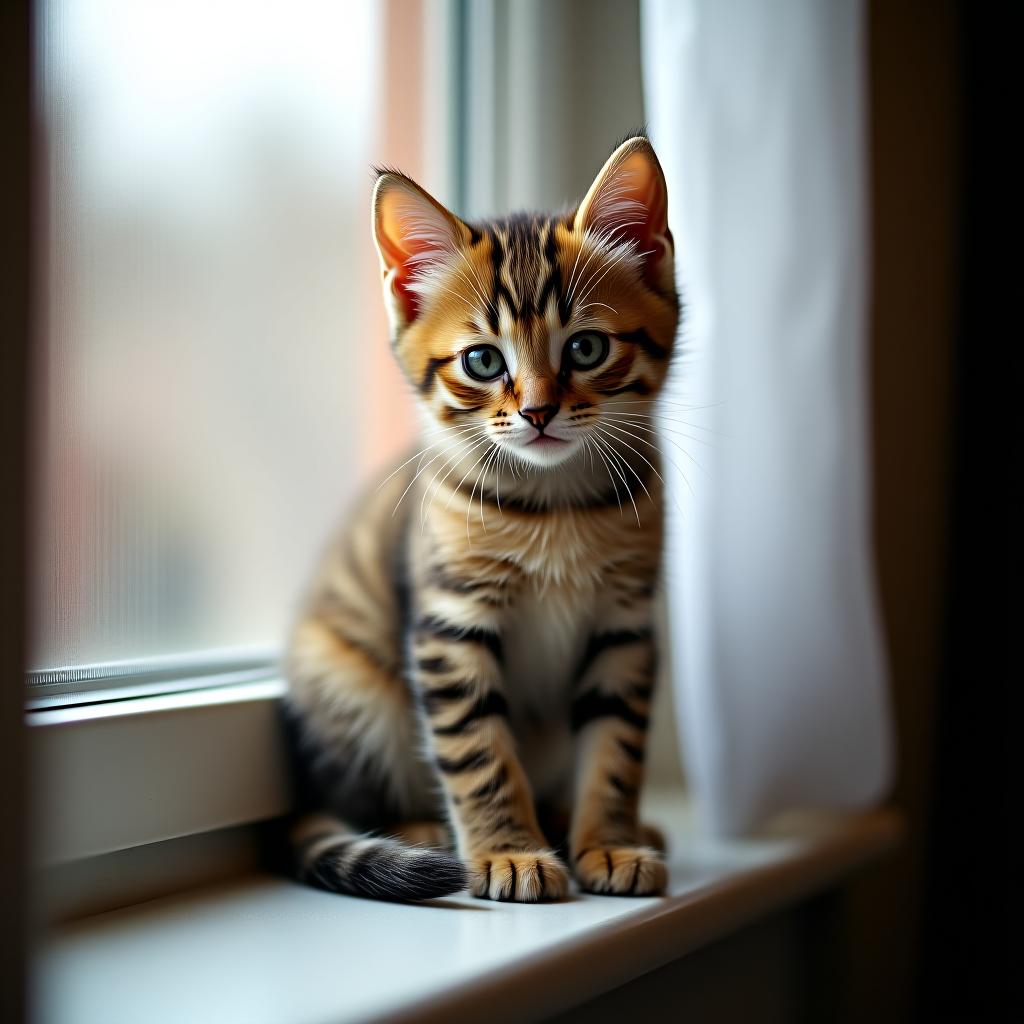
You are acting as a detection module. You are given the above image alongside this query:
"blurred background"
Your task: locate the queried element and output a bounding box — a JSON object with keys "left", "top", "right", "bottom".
{"left": 35, "top": 0, "right": 418, "bottom": 668}
{"left": 1, "top": 0, "right": 997, "bottom": 1021}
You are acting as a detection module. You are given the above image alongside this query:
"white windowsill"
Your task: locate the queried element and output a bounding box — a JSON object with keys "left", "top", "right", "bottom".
{"left": 34, "top": 792, "right": 902, "bottom": 1024}
{"left": 30, "top": 680, "right": 290, "bottom": 864}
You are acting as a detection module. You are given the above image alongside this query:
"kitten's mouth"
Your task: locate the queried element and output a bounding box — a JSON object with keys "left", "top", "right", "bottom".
{"left": 510, "top": 431, "right": 577, "bottom": 466}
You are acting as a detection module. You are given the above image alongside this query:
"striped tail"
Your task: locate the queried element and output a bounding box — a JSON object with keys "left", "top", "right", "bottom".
{"left": 291, "top": 814, "right": 466, "bottom": 902}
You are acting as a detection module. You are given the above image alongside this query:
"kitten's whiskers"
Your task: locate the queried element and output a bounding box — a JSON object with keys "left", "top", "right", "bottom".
{"left": 590, "top": 432, "right": 642, "bottom": 526}
{"left": 392, "top": 424, "right": 483, "bottom": 517}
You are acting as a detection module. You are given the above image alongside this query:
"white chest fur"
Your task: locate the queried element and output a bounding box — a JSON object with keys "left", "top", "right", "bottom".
{"left": 502, "top": 582, "right": 594, "bottom": 799}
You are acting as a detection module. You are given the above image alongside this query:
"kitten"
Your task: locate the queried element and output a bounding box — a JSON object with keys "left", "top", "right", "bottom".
{"left": 284, "top": 134, "right": 679, "bottom": 902}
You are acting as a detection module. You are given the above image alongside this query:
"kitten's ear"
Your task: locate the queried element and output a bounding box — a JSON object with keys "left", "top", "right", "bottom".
{"left": 575, "top": 136, "right": 673, "bottom": 292}
{"left": 372, "top": 171, "right": 472, "bottom": 325}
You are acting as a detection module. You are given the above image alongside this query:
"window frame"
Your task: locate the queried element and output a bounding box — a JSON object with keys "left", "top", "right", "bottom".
{"left": 26, "top": 648, "right": 280, "bottom": 710}
{"left": 31, "top": 679, "right": 289, "bottom": 867}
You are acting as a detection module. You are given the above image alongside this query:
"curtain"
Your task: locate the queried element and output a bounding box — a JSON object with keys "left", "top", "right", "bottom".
{"left": 642, "top": 0, "right": 893, "bottom": 835}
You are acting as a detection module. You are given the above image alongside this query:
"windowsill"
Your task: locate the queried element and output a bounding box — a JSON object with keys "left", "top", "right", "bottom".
{"left": 34, "top": 791, "right": 902, "bottom": 1024}
{"left": 30, "top": 680, "right": 290, "bottom": 864}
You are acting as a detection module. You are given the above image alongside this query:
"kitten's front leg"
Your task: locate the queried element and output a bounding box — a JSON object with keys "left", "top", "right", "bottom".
{"left": 411, "top": 606, "right": 569, "bottom": 902}
{"left": 568, "top": 623, "right": 668, "bottom": 896}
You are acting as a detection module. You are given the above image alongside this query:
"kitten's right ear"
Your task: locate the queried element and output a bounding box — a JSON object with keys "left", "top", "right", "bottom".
{"left": 372, "top": 171, "right": 471, "bottom": 326}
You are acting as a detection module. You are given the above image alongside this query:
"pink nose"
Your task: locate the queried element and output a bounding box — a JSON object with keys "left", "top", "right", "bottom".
{"left": 519, "top": 404, "right": 558, "bottom": 431}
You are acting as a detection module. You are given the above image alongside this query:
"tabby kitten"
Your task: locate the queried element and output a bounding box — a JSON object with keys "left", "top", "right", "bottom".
{"left": 285, "top": 135, "right": 679, "bottom": 902}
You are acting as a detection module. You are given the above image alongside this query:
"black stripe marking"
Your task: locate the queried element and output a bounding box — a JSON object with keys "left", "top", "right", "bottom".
{"left": 420, "top": 355, "right": 456, "bottom": 393}
{"left": 477, "top": 798, "right": 516, "bottom": 823}
{"left": 445, "top": 404, "right": 484, "bottom": 417}
{"left": 468, "top": 763, "right": 509, "bottom": 801}
{"left": 486, "top": 814, "right": 521, "bottom": 835}
{"left": 431, "top": 690, "right": 509, "bottom": 736}
{"left": 345, "top": 845, "right": 387, "bottom": 891}
{"left": 417, "top": 615, "right": 504, "bottom": 664}
{"left": 614, "top": 328, "right": 668, "bottom": 360}
{"left": 307, "top": 841, "right": 467, "bottom": 901}
{"left": 427, "top": 565, "right": 505, "bottom": 595}
{"left": 487, "top": 231, "right": 519, "bottom": 331}
{"left": 297, "top": 835, "right": 353, "bottom": 874}
{"left": 506, "top": 859, "right": 517, "bottom": 900}
{"left": 617, "top": 738, "right": 646, "bottom": 763}
{"left": 571, "top": 689, "right": 649, "bottom": 732}
{"left": 628, "top": 860, "right": 641, "bottom": 895}
{"left": 535, "top": 265, "right": 561, "bottom": 319}
{"left": 608, "top": 774, "right": 638, "bottom": 799}
{"left": 436, "top": 748, "right": 493, "bottom": 774}
{"left": 575, "top": 628, "right": 652, "bottom": 682}
{"left": 420, "top": 682, "right": 475, "bottom": 713}
{"left": 629, "top": 680, "right": 655, "bottom": 701}
{"left": 417, "top": 656, "right": 452, "bottom": 674}
{"left": 597, "top": 379, "right": 652, "bottom": 397}
{"left": 538, "top": 222, "right": 571, "bottom": 325}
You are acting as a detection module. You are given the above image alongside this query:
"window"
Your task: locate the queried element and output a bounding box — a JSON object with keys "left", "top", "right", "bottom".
{"left": 30, "top": 1, "right": 448, "bottom": 697}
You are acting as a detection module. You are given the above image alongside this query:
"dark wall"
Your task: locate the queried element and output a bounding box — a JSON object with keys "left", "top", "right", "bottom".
{"left": 819, "top": 0, "right": 961, "bottom": 1021}
{"left": 919, "top": 4, "right": 1004, "bottom": 1019}
{"left": 0, "top": 0, "right": 31, "bottom": 1020}
{"left": 846, "top": 1, "right": 995, "bottom": 1021}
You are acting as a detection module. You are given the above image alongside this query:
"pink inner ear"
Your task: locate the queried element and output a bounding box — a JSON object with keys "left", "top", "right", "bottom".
{"left": 387, "top": 246, "right": 424, "bottom": 323}
{"left": 377, "top": 187, "right": 458, "bottom": 323}
{"left": 585, "top": 151, "right": 669, "bottom": 288}
{"left": 378, "top": 205, "right": 426, "bottom": 322}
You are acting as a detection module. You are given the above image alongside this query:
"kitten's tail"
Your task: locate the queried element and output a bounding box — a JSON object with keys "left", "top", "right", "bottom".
{"left": 290, "top": 814, "right": 466, "bottom": 902}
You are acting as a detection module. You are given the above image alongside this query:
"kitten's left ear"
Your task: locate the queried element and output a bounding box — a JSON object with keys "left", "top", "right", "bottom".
{"left": 575, "top": 136, "right": 674, "bottom": 293}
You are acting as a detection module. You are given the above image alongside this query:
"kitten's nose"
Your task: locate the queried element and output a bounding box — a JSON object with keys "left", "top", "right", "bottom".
{"left": 519, "top": 404, "right": 558, "bottom": 432}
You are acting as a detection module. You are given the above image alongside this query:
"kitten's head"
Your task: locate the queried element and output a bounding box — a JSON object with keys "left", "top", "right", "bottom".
{"left": 371, "top": 135, "right": 678, "bottom": 472}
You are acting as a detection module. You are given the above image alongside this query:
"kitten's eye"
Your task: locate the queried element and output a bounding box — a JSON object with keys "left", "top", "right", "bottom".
{"left": 463, "top": 345, "right": 506, "bottom": 381}
{"left": 565, "top": 331, "right": 609, "bottom": 370}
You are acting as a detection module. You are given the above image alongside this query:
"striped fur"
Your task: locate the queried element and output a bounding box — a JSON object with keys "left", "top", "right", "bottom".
{"left": 285, "top": 136, "right": 679, "bottom": 901}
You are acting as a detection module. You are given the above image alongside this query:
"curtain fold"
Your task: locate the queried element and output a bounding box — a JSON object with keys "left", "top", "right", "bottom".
{"left": 643, "top": 0, "right": 893, "bottom": 835}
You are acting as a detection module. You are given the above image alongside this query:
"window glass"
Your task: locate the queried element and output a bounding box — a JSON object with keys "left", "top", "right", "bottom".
{"left": 33, "top": 0, "right": 413, "bottom": 671}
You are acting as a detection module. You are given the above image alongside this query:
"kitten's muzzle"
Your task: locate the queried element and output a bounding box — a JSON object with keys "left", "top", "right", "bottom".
{"left": 518, "top": 404, "right": 559, "bottom": 433}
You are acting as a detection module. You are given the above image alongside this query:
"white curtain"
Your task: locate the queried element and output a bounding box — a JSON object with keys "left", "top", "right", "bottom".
{"left": 643, "top": 0, "right": 893, "bottom": 835}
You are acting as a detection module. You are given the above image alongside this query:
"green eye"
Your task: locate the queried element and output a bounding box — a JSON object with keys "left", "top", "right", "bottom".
{"left": 566, "top": 331, "right": 609, "bottom": 369}
{"left": 463, "top": 345, "right": 506, "bottom": 381}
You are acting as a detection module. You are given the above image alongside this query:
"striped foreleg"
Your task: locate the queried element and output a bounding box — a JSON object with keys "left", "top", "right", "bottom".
{"left": 411, "top": 612, "right": 570, "bottom": 902}
{"left": 568, "top": 627, "right": 667, "bottom": 895}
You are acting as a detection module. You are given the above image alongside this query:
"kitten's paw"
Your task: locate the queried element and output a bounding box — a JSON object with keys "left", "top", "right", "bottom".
{"left": 468, "top": 849, "right": 570, "bottom": 902}
{"left": 573, "top": 846, "right": 667, "bottom": 896}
